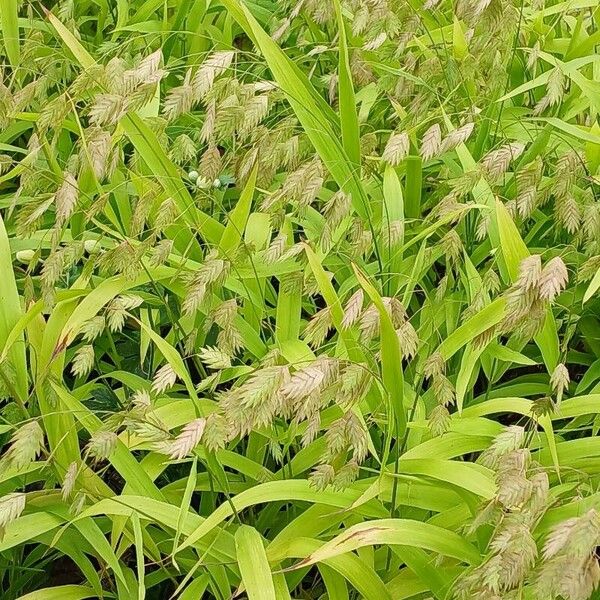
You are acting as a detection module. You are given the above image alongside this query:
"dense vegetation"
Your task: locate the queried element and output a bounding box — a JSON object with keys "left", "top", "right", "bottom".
{"left": 1, "top": 0, "right": 600, "bottom": 598}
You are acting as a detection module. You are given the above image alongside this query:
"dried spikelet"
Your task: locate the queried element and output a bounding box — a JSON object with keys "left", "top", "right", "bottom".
{"left": 516, "top": 254, "right": 542, "bottom": 292}
{"left": 152, "top": 364, "right": 178, "bottom": 394}
{"left": 476, "top": 211, "right": 491, "bottom": 241}
{"left": 106, "top": 294, "right": 142, "bottom": 332}
{"left": 202, "top": 412, "right": 229, "bottom": 452}
{"left": 382, "top": 131, "right": 409, "bottom": 165}
{"left": 62, "top": 462, "right": 78, "bottom": 500}
{"left": 429, "top": 403, "right": 451, "bottom": 436}
{"left": 495, "top": 449, "right": 533, "bottom": 509}
{"left": 86, "top": 431, "right": 117, "bottom": 461}
{"left": 442, "top": 229, "right": 463, "bottom": 265}
{"left": 396, "top": 320, "right": 419, "bottom": 360}
{"left": 84, "top": 128, "right": 112, "bottom": 181}
{"left": 515, "top": 157, "right": 542, "bottom": 218}
{"left": 1, "top": 421, "right": 44, "bottom": 472}
{"left": 168, "top": 418, "right": 207, "bottom": 459}
{"left": 198, "top": 145, "right": 222, "bottom": 181}
{"left": 481, "top": 142, "right": 525, "bottom": 182}
{"left": 555, "top": 194, "right": 581, "bottom": 233}
{"left": 324, "top": 412, "right": 368, "bottom": 463}
{"left": 239, "top": 94, "right": 270, "bottom": 136}
{"left": 323, "top": 190, "right": 352, "bottom": 232}
{"left": 200, "top": 100, "right": 216, "bottom": 143}
{"left": 131, "top": 389, "right": 151, "bottom": 411}
{"left": 546, "top": 67, "right": 565, "bottom": 107}
{"left": 169, "top": 134, "right": 197, "bottom": 165}
{"left": 579, "top": 255, "right": 600, "bottom": 282}
{"left": 38, "top": 94, "right": 70, "bottom": 132}
{"left": 349, "top": 50, "right": 375, "bottom": 86}
{"left": 40, "top": 243, "right": 84, "bottom": 298}
{"left": 483, "top": 269, "right": 501, "bottom": 294}
{"left": 71, "top": 345, "right": 95, "bottom": 378}
{"left": 338, "top": 363, "right": 371, "bottom": 409}
{"left": 89, "top": 94, "right": 127, "bottom": 127}
{"left": 473, "top": 325, "right": 498, "bottom": 349}
{"left": 265, "top": 233, "right": 288, "bottom": 265}
{"left": 420, "top": 123, "right": 442, "bottom": 160}
{"left": 480, "top": 425, "right": 525, "bottom": 469}
{"left": 543, "top": 511, "right": 600, "bottom": 560}
{"left": 55, "top": 173, "right": 79, "bottom": 226}
{"left": 364, "top": 31, "right": 387, "bottom": 51}
{"left": 310, "top": 463, "right": 336, "bottom": 490}
{"left": 550, "top": 363, "right": 570, "bottom": 404}
{"left": 303, "top": 307, "right": 334, "bottom": 348}
{"left": 342, "top": 289, "right": 364, "bottom": 329}
{"left": 440, "top": 122, "right": 474, "bottom": 153}
{"left": 163, "top": 80, "right": 194, "bottom": 121}
{"left": 539, "top": 256, "right": 568, "bottom": 301}
{"left": 462, "top": 519, "right": 537, "bottom": 596}
{"left": 208, "top": 298, "right": 238, "bottom": 330}
{"left": 0, "top": 493, "right": 26, "bottom": 534}
{"left": 432, "top": 373, "right": 455, "bottom": 406}
{"left": 462, "top": 290, "right": 485, "bottom": 322}
{"left": 382, "top": 220, "right": 404, "bottom": 249}
{"left": 199, "top": 347, "right": 231, "bottom": 370}
{"left": 150, "top": 239, "right": 173, "bottom": 267}
{"left": 192, "top": 51, "right": 235, "bottom": 101}
{"left": 281, "top": 358, "right": 338, "bottom": 403}
{"left": 535, "top": 510, "right": 600, "bottom": 600}
{"left": 301, "top": 414, "right": 322, "bottom": 447}
{"left": 183, "top": 258, "right": 230, "bottom": 315}
{"left": 533, "top": 93, "right": 551, "bottom": 116}
{"left": 423, "top": 351, "right": 445, "bottom": 379}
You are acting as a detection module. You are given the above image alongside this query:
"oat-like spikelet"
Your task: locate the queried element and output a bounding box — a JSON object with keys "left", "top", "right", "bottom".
{"left": 199, "top": 346, "right": 232, "bottom": 370}
{"left": 0, "top": 421, "right": 44, "bottom": 472}
{"left": 440, "top": 122, "right": 474, "bottom": 153}
{"left": 420, "top": 123, "right": 442, "bottom": 160}
{"left": 163, "top": 76, "right": 194, "bottom": 121}
{"left": 516, "top": 254, "right": 542, "bottom": 292}
{"left": 71, "top": 345, "right": 95, "bottom": 378}
{"left": 342, "top": 289, "right": 364, "bottom": 329}
{"left": 539, "top": 256, "right": 568, "bottom": 301}
{"left": 86, "top": 430, "right": 117, "bottom": 461}
{"left": 198, "top": 145, "right": 222, "bottom": 181}
{"left": 152, "top": 364, "right": 178, "bottom": 394}
{"left": 167, "top": 418, "right": 207, "bottom": 459}
{"left": 0, "top": 493, "right": 26, "bottom": 534}
{"left": 61, "top": 462, "right": 78, "bottom": 500}
{"left": 303, "top": 307, "right": 334, "bottom": 348}
{"left": 550, "top": 363, "right": 570, "bottom": 404}
{"left": 55, "top": 173, "right": 79, "bottom": 226}
{"left": 481, "top": 142, "right": 525, "bottom": 182}
{"left": 192, "top": 51, "right": 235, "bottom": 101}
{"left": 382, "top": 131, "right": 409, "bottom": 165}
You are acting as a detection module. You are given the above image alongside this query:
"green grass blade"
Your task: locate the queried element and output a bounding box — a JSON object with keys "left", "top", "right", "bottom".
{"left": 235, "top": 525, "right": 277, "bottom": 600}
{"left": 1, "top": 0, "right": 20, "bottom": 66}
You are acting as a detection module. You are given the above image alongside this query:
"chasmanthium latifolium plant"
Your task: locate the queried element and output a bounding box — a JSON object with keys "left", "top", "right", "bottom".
{"left": 0, "top": 0, "right": 600, "bottom": 598}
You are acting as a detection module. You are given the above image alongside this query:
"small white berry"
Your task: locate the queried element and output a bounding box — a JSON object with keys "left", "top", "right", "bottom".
{"left": 188, "top": 170, "right": 199, "bottom": 181}
{"left": 15, "top": 249, "right": 35, "bottom": 263}
{"left": 213, "top": 178, "right": 222, "bottom": 188}
{"left": 84, "top": 239, "right": 102, "bottom": 254}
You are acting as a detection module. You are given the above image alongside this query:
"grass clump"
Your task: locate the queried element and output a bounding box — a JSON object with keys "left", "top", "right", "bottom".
{"left": 0, "top": 0, "right": 600, "bottom": 598}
